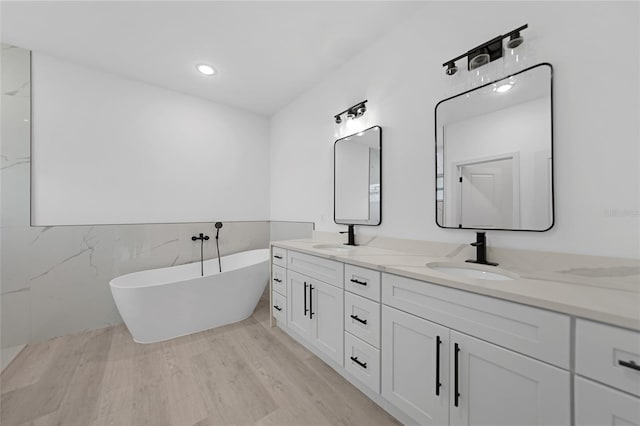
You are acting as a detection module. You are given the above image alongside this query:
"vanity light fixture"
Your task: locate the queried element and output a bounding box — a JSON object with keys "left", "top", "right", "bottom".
{"left": 445, "top": 61, "right": 459, "bottom": 75}
{"left": 506, "top": 31, "right": 524, "bottom": 49}
{"left": 334, "top": 100, "right": 368, "bottom": 124}
{"left": 443, "top": 24, "right": 528, "bottom": 75}
{"left": 196, "top": 63, "right": 216, "bottom": 76}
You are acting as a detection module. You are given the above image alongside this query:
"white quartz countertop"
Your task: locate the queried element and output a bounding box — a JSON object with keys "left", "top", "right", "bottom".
{"left": 271, "top": 238, "right": 640, "bottom": 332}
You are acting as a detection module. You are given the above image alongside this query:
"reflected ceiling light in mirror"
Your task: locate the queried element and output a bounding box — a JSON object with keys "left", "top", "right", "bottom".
{"left": 495, "top": 83, "right": 513, "bottom": 93}
{"left": 196, "top": 63, "right": 216, "bottom": 76}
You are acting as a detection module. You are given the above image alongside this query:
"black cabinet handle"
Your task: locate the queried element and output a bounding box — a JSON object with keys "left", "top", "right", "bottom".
{"left": 309, "top": 285, "right": 314, "bottom": 319}
{"left": 350, "top": 356, "right": 367, "bottom": 369}
{"left": 274, "top": 255, "right": 283, "bottom": 259}
{"left": 619, "top": 359, "right": 640, "bottom": 371}
{"left": 435, "top": 335, "right": 442, "bottom": 396}
{"left": 273, "top": 278, "right": 282, "bottom": 283}
{"left": 273, "top": 305, "right": 282, "bottom": 311}
{"left": 304, "top": 283, "right": 308, "bottom": 316}
{"left": 350, "top": 314, "right": 367, "bottom": 325}
{"left": 350, "top": 278, "right": 367, "bottom": 286}
{"left": 454, "top": 343, "right": 460, "bottom": 407}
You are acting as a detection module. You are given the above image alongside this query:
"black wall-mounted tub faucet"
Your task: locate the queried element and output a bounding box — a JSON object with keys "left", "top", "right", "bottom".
{"left": 465, "top": 232, "right": 498, "bottom": 266}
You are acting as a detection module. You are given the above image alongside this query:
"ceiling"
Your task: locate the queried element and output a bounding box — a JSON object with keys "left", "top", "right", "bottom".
{"left": 1, "top": 1, "right": 423, "bottom": 116}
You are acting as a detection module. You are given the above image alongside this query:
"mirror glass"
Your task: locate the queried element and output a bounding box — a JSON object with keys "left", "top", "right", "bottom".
{"left": 334, "top": 126, "right": 381, "bottom": 226}
{"left": 435, "top": 63, "right": 553, "bottom": 231}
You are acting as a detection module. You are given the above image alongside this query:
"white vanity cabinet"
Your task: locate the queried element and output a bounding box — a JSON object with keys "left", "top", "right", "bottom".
{"left": 449, "top": 331, "right": 570, "bottom": 426}
{"left": 344, "top": 265, "right": 383, "bottom": 394}
{"left": 575, "top": 319, "right": 640, "bottom": 426}
{"left": 282, "top": 253, "right": 344, "bottom": 366}
{"left": 381, "top": 272, "right": 571, "bottom": 426}
{"left": 382, "top": 305, "right": 450, "bottom": 425}
{"left": 271, "top": 250, "right": 288, "bottom": 326}
{"left": 271, "top": 244, "right": 635, "bottom": 426}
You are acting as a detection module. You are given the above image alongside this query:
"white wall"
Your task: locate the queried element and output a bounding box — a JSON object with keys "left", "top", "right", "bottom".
{"left": 270, "top": 1, "right": 640, "bottom": 259}
{"left": 32, "top": 52, "right": 270, "bottom": 225}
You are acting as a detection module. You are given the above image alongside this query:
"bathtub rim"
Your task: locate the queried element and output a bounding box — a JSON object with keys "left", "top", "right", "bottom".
{"left": 109, "top": 247, "right": 269, "bottom": 289}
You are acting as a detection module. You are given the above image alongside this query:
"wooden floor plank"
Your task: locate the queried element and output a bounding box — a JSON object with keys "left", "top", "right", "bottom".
{"left": 1, "top": 296, "right": 400, "bottom": 426}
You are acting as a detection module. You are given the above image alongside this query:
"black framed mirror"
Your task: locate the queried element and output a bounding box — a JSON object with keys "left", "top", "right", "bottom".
{"left": 435, "top": 63, "right": 553, "bottom": 231}
{"left": 334, "top": 126, "right": 381, "bottom": 226}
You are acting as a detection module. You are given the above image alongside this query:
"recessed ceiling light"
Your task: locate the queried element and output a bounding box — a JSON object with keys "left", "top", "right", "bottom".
{"left": 495, "top": 83, "right": 513, "bottom": 93}
{"left": 196, "top": 64, "right": 216, "bottom": 76}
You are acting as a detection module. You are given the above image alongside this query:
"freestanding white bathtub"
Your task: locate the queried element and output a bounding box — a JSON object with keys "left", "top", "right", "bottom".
{"left": 109, "top": 248, "right": 269, "bottom": 343}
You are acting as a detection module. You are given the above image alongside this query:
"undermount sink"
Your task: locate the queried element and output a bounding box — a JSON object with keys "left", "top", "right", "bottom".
{"left": 312, "top": 244, "right": 355, "bottom": 253}
{"left": 427, "top": 262, "right": 517, "bottom": 281}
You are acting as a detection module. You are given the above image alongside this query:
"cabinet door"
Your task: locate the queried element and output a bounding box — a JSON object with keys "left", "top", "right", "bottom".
{"left": 381, "top": 306, "right": 450, "bottom": 426}
{"left": 575, "top": 376, "right": 640, "bottom": 426}
{"left": 286, "top": 270, "right": 311, "bottom": 339}
{"left": 450, "top": 331, "right": 570, "bottom": 426}
{"left": 310, "top": 279, "right": 344, "bottom": 366}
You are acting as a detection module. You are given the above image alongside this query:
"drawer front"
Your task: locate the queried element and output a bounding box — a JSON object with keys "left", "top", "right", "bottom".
{"left": 272, "top": 291, "right": 286, "bottom": 325}
{"left": 381, "top": 273, "right": 570, "bottom": 368}
{"left": 272, "top": 246, "right": 287, "bottom": 268}
{"left": 576, "top": 319, "right": 640, "bottom": 397}
{"left": 345, "top": 292, "right": 380, "bottom": 348}
{"left": 287, "top": 250, "right": 344, "bottom": 288}
{"left": 345, "top": 331, "right": 380, "bottom": 394}
{"left": 575, "top": 376, "right": 640, "bottom": 426}
{"left": 344, "top": 264, "right": 381, "bottom": 302}
{"left": 272, "top": 265, "right": 287, "bottom": 296}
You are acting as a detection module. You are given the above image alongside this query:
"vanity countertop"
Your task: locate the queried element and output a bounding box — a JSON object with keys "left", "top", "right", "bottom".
{"left": 271, "top": 238, "right": 640, "bottom": 332}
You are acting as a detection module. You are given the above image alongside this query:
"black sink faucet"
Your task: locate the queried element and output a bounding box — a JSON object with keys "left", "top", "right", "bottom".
{"left": 465, "top": 232, "right": 498, "bottom": 266}
{"left": 339, "top": 225, "right": 357, "bottom": 246}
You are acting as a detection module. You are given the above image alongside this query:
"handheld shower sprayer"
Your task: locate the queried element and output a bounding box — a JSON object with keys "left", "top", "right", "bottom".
{"left": 214, "top": 222, "right": 223, "bottom": 273}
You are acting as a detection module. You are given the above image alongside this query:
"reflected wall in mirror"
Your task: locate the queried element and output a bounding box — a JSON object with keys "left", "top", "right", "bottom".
{"left": 435, "top": 63, "right": 553, "bottom": 231}
{"left": 334, "top": 126, "right": 381, "bottom": 226}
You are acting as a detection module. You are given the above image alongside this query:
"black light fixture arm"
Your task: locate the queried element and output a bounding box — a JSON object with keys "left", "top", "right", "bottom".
{"left": 334, "top": 100, "right": 368, "bottom": 123}
{"left": 442, "top": 24, "right": 528, "bottom": 69}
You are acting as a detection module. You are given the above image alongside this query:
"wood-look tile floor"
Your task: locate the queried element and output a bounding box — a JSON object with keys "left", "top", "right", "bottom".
{"left": 0, "top": 293, "right": 399, "bottom": 426}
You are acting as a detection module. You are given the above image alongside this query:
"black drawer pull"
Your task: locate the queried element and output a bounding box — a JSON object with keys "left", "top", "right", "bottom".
{"left": 309, "top": 285, "right": 314, "bottom": 319}
{"left": 273, "top": 278, "right": 282, "bottom": 283}
{"left": 619, "top": 359, "right": 640, "bottom": 371}
{"left": 304, "top": 282, "right": 308, "bottom": 316}
{"left": 350, "top": 356, "right": 367, "bottom": 369}
{"left": 435, "top": 335, "right": 442, "bottom": 396}
{"left": 350, "top": 314, "right": 367, "bottom": 325}
{"left": 273, "top": 305, "right": 282, "bottom": 311}
{"left": 274, "top": 255, "right": 283, "bottom": 259}
{"left": 350, "top": 278, "right": 367, "bottom": 286}
{"left": 454, "top": 343, "right": 460, "bottom": 407}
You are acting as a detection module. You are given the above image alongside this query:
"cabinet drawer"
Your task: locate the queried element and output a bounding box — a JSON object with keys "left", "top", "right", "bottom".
{"left": 272, "top": 246, "right": 287, "bottom": 268}
{"left": 345, "top": 292, "right": 380, "bottom": 348}
{"left": 287, "top": 250, "right": 344, "bottom": 288}
{"left": 345, "top": 332, "right": 380, "bottom": 394}
{"left": 345, "top": 264, "right": 381, "bottom": 302}
{"left": 272, "top": 291, "right": 286, "bottom": 325}
{"left": 272, "top": 265, "right": 287, "bottom": 296}
{"left": 575, "top": 376, "right": 640, "bottom": 426}
{"left": 576, "top": 319, "right": 640, "bottom": 397}
{"left": 382, "top": 273, "right": 570, "bottom": 368}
